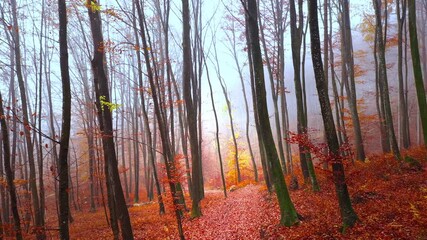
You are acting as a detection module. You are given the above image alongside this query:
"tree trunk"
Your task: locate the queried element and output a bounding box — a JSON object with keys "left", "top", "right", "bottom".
{"left": 132, "top": 3, "right": 164, "bottom": 213}
{"left": 244, "top": 0, "right": 299, "bottom": 226}
{"left": 397, "top": 0, "right": 411, "bottom": 149}
{"left": 259, "top": 8, "right": 288, "bottom": 175}
{"left": 204, "top": 57, "right": 227, "bottom": 197}
{"left": 244, "top": 13, "right": 272, "bottom": 192}
{"left": 57, "top": 0, "right": 72, "bottom": 237}
{"left": 10, "top": 0, "right": 44, "bottom": 237}
{"left": 408, "top": 0, "right": 427, "bottom": 145}
{"left": 0, "top": 92, "right": 23, "bottom": 240}
{"left": 308, "top": 0, "right": 358, "bottom": 229}
{"left": 134, "top": 1, "right": 184, "bottom": 238}
{"left": 182, "top": 0, "right": 202, "bottom": 219}
{"left": 225, "top": 19, "right": 258, "bottom": 182}
{"left": 215, "top": 59, "right": 241, "bottom": 184}
{"left": 86, "top": 1, "right": 134, "bottom": 239}
{"left": 340, "top": 0, "right": 366, "bottom": 161}
{"left": 373, "top": 0, "right": 401, "bottom": 160}
{"left": 289, "top": 0, "right": 310, "bottom": 181}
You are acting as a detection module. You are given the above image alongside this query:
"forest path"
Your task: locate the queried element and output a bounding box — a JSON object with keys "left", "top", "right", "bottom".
{"left": 184, "top": 184, "right": 276, "bottom": 239}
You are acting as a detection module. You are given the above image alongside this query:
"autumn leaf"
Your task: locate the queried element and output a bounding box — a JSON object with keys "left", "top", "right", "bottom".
{"left": 85, "top": 0, "right": 101, "bottom": 12}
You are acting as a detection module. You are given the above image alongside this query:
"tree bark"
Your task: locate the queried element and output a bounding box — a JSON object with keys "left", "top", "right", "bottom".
{"left": 308, "top": 0, "right": 358, "bottom": 229}
{"left": 373, "top": 0, "right": 401, "bottom": 160}
{"left": 408, "top": 0, "right": 427, "bottom": 145}
{"left": 289, "top": 0, "right": 310, "bottom": 181}
{"left": 215, "top": 58, "right": 241, "bottom": 184}
{"left": 397, "top": 0, "right": 411, "bottom": 149}
{"left": 86, "top": 1, "right": 134, "bottom": 239}
{"left": 57, "top": 0, "right": 72, "bottom": 237}
{"left": 134, "top": 1, "right": 184, "bottom": 238}
{"left": 244, "top": 0, "right": 299, "bottom": 226}
{"left": 132, "top": 1, "right": 164, "bottom": 213}
{"left": 182, "top": 0, "right": 202, "bottom": 219}
{"left": 0, "top": 92, "right": 23, "bottom": 240}
{"left": 10, "top": 0, "right": 44, "bottom": 237}
{"left": 339, "top": 0, "right": 366, "bottom": 161}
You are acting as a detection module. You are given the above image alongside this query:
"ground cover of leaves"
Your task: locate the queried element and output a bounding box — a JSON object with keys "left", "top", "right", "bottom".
{"left": 62, "top": 147, "right": 427, "bottom": 239}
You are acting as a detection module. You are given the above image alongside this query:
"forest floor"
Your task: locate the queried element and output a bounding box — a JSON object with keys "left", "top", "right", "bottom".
{"left": 45, "top": 147, "right": 427, "bottom": 239}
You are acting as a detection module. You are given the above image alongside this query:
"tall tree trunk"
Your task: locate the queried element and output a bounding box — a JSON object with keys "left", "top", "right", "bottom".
{"left": 182, "top": 0, "right": 202, "bottom": 219}
{"left": 132, "top": 0, "right": 165, "bottom": 215}
{"left": 373, "top": 20, "right": 390, "bottom": 153}
{"left": 373, "top": 0, "right": 401, "bottom": 160}
{"left": 408, "top": 0, "right": 427, "bottom": 145}
{"left": 225, "top": 20, "right": 258, "bottom": 181}
{"left": 259, "top": 7, "right": 287, "bottom": 175}
{"left": 244, "top": 13, "right": 272, "bottom": 192}
{"left": 244, "top": 0, "right": 299, "bottom": 226}
{"left": 204, "top": 57, "right": 227, "bottom": 197}
{"left": 134, "top": 1, "right": 184, "bottom": 238}
{"left": 397, "top": 0, "right": 411, "bottom": 149}
{"left": 308, "top": 0, "right": 358, "bottom": 229}
{"left": 86, "top": 1, "right": 134, "bottom": 239}
{"left": 36, "top": 1, "right": 46, "bottom": 226}
{"left": 10, "top": 0, "right": 44, "bottom": 237}
{"left": 57, "top": 0, "right": 72, "bottom": 238}
{"left": 340, "top": 0, "right": 366, "bottom": 161}
{"left": 214, "top": 53, "right": 241, "bottom": 184}
{"left": 0, "top": 92, "right": 23, "bottom": 240}
{"left": 322, "top": 0, "right": 330, "bottom": 169}
{"left": 289, "top": 0, "right": 310, "bottom": 181}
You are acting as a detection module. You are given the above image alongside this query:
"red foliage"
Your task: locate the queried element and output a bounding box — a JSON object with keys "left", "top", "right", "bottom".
{"left": 49, "top": 147, "right": 427, "bottom": 239}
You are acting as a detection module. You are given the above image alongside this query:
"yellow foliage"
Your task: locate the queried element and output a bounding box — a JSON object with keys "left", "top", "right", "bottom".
{"left": 99, "top": 95, "right": 121, "bottom": 112}
{"left": 225, "top": 137, "right": 254, "bottom": 185}
{"left": 85, "top": 0, "right": 101, "bottom": 12}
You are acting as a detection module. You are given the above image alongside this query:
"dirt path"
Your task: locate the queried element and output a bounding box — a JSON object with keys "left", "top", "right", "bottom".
{"left": 184, "top": 185, "right": 275, "bottom": 239}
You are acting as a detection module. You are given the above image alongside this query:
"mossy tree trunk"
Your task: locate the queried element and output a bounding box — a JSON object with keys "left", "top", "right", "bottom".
{"left": 244, "top": 0, "right": 299, "bottom": 227}
{"left": 308, "top": 0, "right": 358, "bottom": 229}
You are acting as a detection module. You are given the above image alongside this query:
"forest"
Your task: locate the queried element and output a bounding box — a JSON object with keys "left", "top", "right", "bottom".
{"left": 0, "top": 0, "right": 426, "bottom": 239}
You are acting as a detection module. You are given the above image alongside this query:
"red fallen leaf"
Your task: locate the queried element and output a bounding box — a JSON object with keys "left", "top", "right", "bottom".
{"left": 19, "top": 131, "right": 24, "bottom": 136}
{"left": 45, "top": 144, "right": 49, "bottom": 148}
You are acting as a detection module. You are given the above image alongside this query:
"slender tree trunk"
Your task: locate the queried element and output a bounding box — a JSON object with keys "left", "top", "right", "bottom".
{"left": 308, "top": 0, "right": 358, "bottom": 229}
{"left": 244, "top": 13, "right": 272, "bottom": 192}
{"left": 182, "top": 0, "right": 202, "bottom": 219}
{"left": 57, "top": 0, "right": 72, "bottom": 237}
{"left": 340, "top": 0, "right": 366, "bottom": 161}
{"left": 259, "top": 10, "right": 287, "bottom": 175}
{"left": 10, "top": 0, "right": 44, "bottom": 237}
{"left": 214, "top": 56, "right": 241, "bottom": 184}
{"left": 0, "top": 92, "right": 23, "bottom": 240}
{"left": 87, "top": 2, "right": 134, "bottom": 238}
{"left": 408, "top": 0, "right": 427, "bottom": 145}
{"left": 36, "top": 1, "right": 46, "bottom": 226}
{"left": 244, "top": 0, "right": 299, "bottom": 226}
{"left": 134, "top": 1, "right": 184, "bottom": 237}
{"left": 289, "top": 0, "right": 310, "bottom": 181}
{"left": 373, "top": 21, "right": 390, "bottom": 153}
{"left": 204, "top": 57, "right": 227, "bottom": 197}
{"left": 225, "top": 21, "right": 258, "bottom": 181}
{"left": 373, "top": 0, "right": 401, "bottom": 160}
{"left": 397, "top": 0, "right": 411, "bottom": 149}
{"left": 132, "top": 0, "right": 165, "bottom": 215}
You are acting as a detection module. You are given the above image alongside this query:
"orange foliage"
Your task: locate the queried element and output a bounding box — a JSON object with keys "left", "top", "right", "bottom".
{"left": 34, "top": 147, "right": 426, "bottom": 239}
